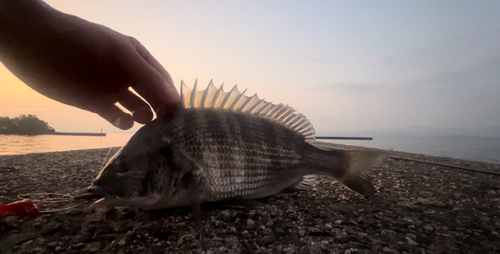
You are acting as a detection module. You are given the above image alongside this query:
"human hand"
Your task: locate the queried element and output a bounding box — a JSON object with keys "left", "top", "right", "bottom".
{"left": 0, "top": 1, "right": 179, "bottom": 129}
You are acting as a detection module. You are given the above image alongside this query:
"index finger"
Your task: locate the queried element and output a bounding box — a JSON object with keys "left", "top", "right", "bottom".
{"left": 118, "top": 39, "right": 179, "bottom": 115}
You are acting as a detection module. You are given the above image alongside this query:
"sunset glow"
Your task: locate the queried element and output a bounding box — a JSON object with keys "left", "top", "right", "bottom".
{"left": 1, "top": 1, "right": 499, "bottom": 134}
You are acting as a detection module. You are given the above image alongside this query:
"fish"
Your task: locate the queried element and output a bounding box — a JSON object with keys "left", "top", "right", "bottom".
{"left": 88, "top": 80, "right": 387, "bottom": 209}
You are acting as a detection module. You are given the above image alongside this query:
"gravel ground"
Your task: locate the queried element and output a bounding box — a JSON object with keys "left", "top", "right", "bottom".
{"left": 0, "top": 142, "right": 499, "bottom": 254}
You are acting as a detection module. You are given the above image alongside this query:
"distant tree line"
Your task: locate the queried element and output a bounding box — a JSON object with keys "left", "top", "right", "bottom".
{"left": 0, "top": 115, "right": 55, "bottom": 135}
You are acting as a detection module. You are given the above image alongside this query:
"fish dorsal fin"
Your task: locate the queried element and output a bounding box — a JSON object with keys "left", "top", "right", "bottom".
{"left": 180, "top": 80, "right": 315, "bottom": 141}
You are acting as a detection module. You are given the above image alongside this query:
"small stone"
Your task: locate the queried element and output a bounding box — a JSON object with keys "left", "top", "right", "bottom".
{"left": 118, "top": 238, "right": 127, "bottom": 246}
{"left": 406, "top": 237, "right": 418, "bottom": 246}
{"left": 221, "top": 210, "right": 234, "bottom": 222}
{"left": 3, "top": 216, "right": 18, "bottom": 226}
{"left": 433, "top": 200, "right": 445, "bottom": 208}
{"left": 55, "top": 246, "right": 63, "bottom": 252}
{"left": 274, "top": 227, "right": 285, "bottom": 236}
{"left": 83, "top": 242, "right": 101, "bottom": 252}
{"left": 486, "top": 190, "right": 497, "bottom": 198}
{"left": 402, "top": 217, "right": 415, "bottom": 224}
{"left": 221, "top": 210, "right": 231, "bottom": 217}
{"left": 246, "top": 218, "right": 256, "bottom": 230}
{"left": 424, "top": 224, "right": 434, "bottom": 231}
{"left": 325, "top": 223, "right": 333, "bottom": 229}
{"left": 383, "top": 247, "right": 393, "bottom": 252}
{"left": 334, "top": 220, "right": 342, "bottom": 225}
{"left": 299, "top": 229, "right": 306, "bottom": 236}
{"left": 32, "top": 247, "right": 43, "bottom": 252}
{"left": 257, "top": 234, "right": 276, "bottom": 246}
{"left": 241, "top": 230, "right": 249, "bottom": 235}
{"left": 48, "top": 242, "right": 58, "bottom": 247}
{"left": 406, "top": 233, "right": 416, "bottom": 240}
{"left": 345, "top": 248, "right": 358, "bottom": 254}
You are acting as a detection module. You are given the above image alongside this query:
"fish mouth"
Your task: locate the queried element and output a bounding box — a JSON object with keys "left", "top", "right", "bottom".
{"left": 87, "top": 185, "right": 120, "bottom": 208}
{"left": 87, "top": 185, "right": 106, "bottom": 197}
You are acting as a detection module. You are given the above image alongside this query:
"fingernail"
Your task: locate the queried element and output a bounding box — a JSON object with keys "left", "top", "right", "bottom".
{"left": 113, "top": 116, "right": 133, "bottom": 129}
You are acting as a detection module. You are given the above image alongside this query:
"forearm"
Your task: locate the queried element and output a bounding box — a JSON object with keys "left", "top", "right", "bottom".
{"left": 0, "top": 1, "right": 56, "bottom": 48}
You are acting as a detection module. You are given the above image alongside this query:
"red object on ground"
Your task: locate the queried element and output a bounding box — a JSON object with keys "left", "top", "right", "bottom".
{"left": 0, "top": 199, "right": 43, "bottom": 217}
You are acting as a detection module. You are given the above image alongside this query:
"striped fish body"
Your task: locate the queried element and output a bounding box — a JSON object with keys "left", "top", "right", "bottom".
{"left": 89, "top": 81, "right": 386, "bottom": 209}
{"left": 154, "top": 107, "right": 329, "bottom": 203}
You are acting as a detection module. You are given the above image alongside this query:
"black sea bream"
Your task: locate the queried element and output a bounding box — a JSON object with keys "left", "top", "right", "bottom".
{"left": 88, "top": 81, "right": 387, "bottom": 209}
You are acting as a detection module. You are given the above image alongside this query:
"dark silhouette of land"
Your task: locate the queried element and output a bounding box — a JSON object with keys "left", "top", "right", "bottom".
{"left": 0, "top": 114, "right": 55, "bottom": 135}
{"left": 0, "top": 114, "right": 105, "bottom": 136}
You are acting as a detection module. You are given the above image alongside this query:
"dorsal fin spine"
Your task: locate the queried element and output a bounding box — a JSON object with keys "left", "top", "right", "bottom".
{"left": 190, "top": 79, "right": 198, "bottom": 108}
{"left": 229, "top": 88, "right": 247, "bottom": 110}
{"left": 258, "top": 103, "right": 274, "bottom": 115}
{"left": 180, "top": 80, "right": 315, "bottom": 141}
{"left": 212, "top": 84, "right": 224, "bottom": 108}
{"left": 238, "top": 93, "right": 257, "bottom": 112}
{"left": 273, "top": 106, "right": 289, "bottom": 119}
{"left": 248, "top": 98, "right": 265, "bottom": 113}
{"left": 220, "top": 85, "right": 237, "bottom": 108}
{"left": 200, "top": 80, "right": 212, "bottom": 108}
{"left": 268, "top": 104, "right": 285, "bottom": 118}
{"left": 278, "top": 108, "right": 295, "bottom": 121}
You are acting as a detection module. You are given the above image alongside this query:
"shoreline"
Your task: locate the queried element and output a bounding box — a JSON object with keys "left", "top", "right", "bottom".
{"left": 0, "top": 132, "right": 106, "bottom": 137}
{"left": 0, "top": 142, "right": 499, "bottom": 253}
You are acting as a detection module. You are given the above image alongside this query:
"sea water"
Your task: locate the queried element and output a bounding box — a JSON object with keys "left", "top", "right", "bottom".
{"left": 327, "top": 136, "right": 500, "bottom": 164}
{"left": 0, "top": 134, "right": 499, "bottom": 165}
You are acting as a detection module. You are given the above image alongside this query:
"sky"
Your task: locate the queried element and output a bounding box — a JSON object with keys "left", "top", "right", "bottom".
{"left": 1, "top": 1, "right": 499, "bottom": 134}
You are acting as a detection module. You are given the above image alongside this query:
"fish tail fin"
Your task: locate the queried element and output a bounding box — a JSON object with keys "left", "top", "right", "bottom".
{"left": 338, "top": 150, "right": 387, "bottom": 197}
{"left": 309, "top": 146, "right": 388, "bottom": 198}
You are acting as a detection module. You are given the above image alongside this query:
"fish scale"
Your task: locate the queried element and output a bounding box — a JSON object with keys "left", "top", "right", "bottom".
{"left": 89, "top": 81, "right": 387, "bottom": 209}
{"left": 164, "top": 109, "right": 306, "bottom": 201}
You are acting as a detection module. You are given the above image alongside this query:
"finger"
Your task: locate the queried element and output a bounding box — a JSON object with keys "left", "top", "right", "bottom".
{"left": 118, "top": 39, "right": 179, "bottom": 114}
{"left": 96, "top": 104, "right": 134, "bottom": 130}
{"left": 118, "top": 90, "right": 154, "bottom": 124}
{"left": 134, "top": 40, "right": 174, "bottom": 87}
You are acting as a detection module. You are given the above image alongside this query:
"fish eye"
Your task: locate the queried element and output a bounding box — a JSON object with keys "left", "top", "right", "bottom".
{"left": 116, "top": 160, "right": 129, "bottom": 172}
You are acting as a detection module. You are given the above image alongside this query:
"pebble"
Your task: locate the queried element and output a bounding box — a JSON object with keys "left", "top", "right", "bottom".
{"left": 325, "top": 223, "right": 333, "bottom": 229}
{"left": 344, "top": 248, "right": 358, "bottom": 254}
{"left": 383, "top": 246, "right": 394, "bottom": 252}
{"left": 486, "top": 190, "right": 497, "bottom": 198}
{"left": 298, "top": 229, "right": 306, "bottom": 236}
{"left": 257, "top": 234, "right": 276, "bottom": 246}
{"left": 274, "top": 227, "right": 285, "bottom": 236}
{"left": 48, "top": 242, "right": 58, "bottom": 247}
{"left": 82, "top": 242, "right": 101, "bottom": 252}
{"left": 246, "top": 218, "right": 256, "bottom": 230}
{"left": 118, "top": 238, "right": 127, "bottom": 246}
{"left": 406, "top": 233, "right": 416, "bottom": 240}
{"left": 3, "top": 216, "right": 18, "bottom": 226}
{"left": 406, "top": 237, "right": 418, "bottom": 246}
{"left": 424, "top": 224, "right": 434, "bottom": 231}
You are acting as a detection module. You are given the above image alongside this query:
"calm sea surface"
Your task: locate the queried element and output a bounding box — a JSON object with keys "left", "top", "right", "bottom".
{"left": 0, "top": 134, "right": 499, "bottom": 165}
{"left": 0, "top": 133, "right": 133, "bottom": 156}
{"left": 327, "top": 136, "right": 500, "bottom": 164}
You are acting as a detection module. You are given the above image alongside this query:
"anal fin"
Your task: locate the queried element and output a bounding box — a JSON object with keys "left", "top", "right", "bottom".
{"left": 287, "top": 174, "right": 318, "bottom": 191}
